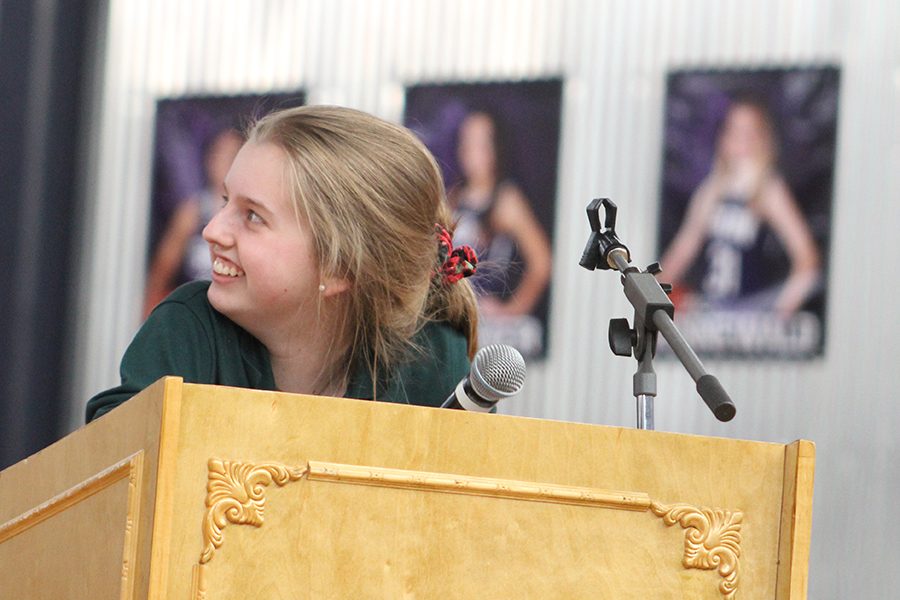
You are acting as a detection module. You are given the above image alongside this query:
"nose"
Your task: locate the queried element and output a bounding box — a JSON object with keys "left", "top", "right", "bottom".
{"left": 202, "top": 202, "right": 235, "bottom": 248}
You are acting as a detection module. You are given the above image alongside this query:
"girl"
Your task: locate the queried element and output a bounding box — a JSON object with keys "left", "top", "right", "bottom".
{"left": 87, "top": 106, "right": 479, "bottom": 422}
{"left": 660, "top": 99, "right": 821, "bottom": 318}
{"left": 450, "top": 110, "right": 552, "bottom": 318}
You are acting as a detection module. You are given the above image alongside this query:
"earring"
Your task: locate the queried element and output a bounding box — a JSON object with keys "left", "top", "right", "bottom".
{"left": 318, "top": 283, "right": 326, "bottom": 293}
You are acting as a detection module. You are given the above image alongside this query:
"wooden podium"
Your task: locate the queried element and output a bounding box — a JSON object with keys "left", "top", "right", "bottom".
{"left": 0, "top": 377, "right": 814, "bottom": 599}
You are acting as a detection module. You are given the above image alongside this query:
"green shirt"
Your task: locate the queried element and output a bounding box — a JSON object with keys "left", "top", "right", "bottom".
{"left": 85, "top": 281, "right": 470, "bottom": 422}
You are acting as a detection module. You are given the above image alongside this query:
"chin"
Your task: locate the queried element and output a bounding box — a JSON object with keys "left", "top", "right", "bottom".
{"left": 206, "top": 284, "right": 242, "bottom": 320}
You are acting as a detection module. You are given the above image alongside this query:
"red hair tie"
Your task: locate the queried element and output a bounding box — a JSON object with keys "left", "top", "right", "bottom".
{"left": 435, "top": 224, "right": 477, "bottom": 284}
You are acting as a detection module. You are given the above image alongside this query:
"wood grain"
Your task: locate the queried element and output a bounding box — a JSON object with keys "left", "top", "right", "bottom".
{"left": 0, "top": 378, "right": 815, "bottom": 598}
{"left": 0, "top": 377, "right": 169, "bottom": 599}
{"left": 307, "top": 460, "right": 652, "bottom": 509}
{"left": 776, "top": 440, "right": 816, "bottom": 599}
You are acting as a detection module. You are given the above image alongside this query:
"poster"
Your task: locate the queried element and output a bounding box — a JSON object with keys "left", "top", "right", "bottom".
{"left": 657, "top": 67, "right": 839, "bottom": 358}
{"left": 145, "top": 92, "right": 305, "bottom": 315}
{"left": 405, "top": 80, "right": 562, "bottom": 359}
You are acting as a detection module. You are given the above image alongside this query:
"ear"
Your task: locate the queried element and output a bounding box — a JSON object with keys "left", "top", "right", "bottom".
{"left": 320, "top": 274, "right": 352, "bottom": 298}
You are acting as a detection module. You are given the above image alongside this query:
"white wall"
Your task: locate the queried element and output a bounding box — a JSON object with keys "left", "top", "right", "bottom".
{"left": 70, "top": 1, "right": 900, "bottom": 597}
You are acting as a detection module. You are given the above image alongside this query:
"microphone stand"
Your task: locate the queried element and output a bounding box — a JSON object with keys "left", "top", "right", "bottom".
{"left": 579, "top": 199, "right": 736, "bottom": 430}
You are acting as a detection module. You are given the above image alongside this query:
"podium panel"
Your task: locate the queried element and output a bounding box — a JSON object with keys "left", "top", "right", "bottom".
{"left": 0, "top": 378, "right": 814, "bottom": 599}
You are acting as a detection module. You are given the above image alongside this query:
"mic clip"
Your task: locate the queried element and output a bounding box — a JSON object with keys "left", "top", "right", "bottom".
{"left": 579, "top": 198, "right": 631, "bottom": 272}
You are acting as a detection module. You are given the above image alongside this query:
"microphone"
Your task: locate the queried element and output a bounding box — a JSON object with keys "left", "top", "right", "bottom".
{"left": 441, "top": 344, "right": 526, "bottom": 412}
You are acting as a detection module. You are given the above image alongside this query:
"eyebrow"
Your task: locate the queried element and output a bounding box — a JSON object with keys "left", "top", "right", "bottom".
{"left": 245, "top": 197, "right": 272, "bottom": 215}
{"left": 222, "top": 182, "right": 273, "bottom": 215}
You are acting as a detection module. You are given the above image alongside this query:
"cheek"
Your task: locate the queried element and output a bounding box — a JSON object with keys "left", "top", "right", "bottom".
{"left": 257, "top": 243, "right": 320, "bottom": 293}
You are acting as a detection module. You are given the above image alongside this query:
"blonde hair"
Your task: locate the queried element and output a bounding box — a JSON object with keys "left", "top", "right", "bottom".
{"left": 247, "top": 105, "right": 478, "bottom": 393}
{"left": 710, "top": 99, "right": 779, "bottom": 209}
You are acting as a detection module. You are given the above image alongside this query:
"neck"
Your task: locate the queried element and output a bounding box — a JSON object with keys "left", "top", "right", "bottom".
{"left": 467, "top": 172, "right": 496, "bottom": 193}
{"left": 253, "top": 306, "right": 350, "bottom": 397}
{"left": 269, "top": 348, "right": 348, "bottom": 397}
{"left": 461, "top": 178, "right": 496, "bottom": 209}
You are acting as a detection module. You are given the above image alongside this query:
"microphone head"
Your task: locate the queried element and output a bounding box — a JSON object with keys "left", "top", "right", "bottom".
{"left": 470, "top": 344, "right": 526, "bottom": 402}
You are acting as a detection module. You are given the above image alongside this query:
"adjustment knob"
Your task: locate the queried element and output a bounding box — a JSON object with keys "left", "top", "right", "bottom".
{"left": 608, "top": 318, "right": 635, "bottom": 357}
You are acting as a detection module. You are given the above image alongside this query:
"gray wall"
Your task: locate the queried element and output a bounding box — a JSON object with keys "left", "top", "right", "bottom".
{"left": 70, "top": 1, "right": 900, "bottom": 597}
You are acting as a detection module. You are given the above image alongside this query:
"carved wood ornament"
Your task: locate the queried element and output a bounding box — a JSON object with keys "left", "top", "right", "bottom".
{"left": 199, "top": 459, "right": 307, "bottom": 565}
{"left": 651, "top": 501, "right": 743, "bottom": 599}
{"left": 195, "top": 459, "right": 743, "bottom": 599}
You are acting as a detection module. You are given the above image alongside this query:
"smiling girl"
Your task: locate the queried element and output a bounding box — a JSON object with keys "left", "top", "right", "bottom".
{"left": 660, "top": 99, "right": 821, "bottom": 318}
{"left": 87, "top": 106, "right": 479, "bottom": 421}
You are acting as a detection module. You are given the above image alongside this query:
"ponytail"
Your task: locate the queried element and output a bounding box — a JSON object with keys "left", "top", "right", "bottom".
{"left": 426, "top": 218, "right": 479, "bottom": 358}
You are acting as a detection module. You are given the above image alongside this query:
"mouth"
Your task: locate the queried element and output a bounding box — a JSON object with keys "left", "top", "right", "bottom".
{"left": 212, "top": 257, "right": 244, "bottom": 278}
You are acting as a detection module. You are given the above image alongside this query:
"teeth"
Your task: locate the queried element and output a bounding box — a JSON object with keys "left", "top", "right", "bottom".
{"left": 213, "top": 258, "right": 243, "bottom": 277}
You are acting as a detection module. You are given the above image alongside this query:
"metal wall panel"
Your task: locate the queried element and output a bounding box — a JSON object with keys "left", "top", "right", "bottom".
{"left": 71, "top": 1, "right": 900, "bottom": 596}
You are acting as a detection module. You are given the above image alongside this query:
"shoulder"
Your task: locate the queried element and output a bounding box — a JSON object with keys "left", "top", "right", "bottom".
{"left": 417, "top": 320, "right": 469, "bottom": 360}
{"left": 148, "top": 280, "right": 256, "bottom": 354}
{"left": 162, "top": 279, "right": 212, "bottom": 306}
{"left": 694, "top": 176, "right": 724, "bottom": 206}
{"left": 139, "top": 281, "right": 221, "bottom": 336}
{"left": 760, "top": 173, "right": 792, "bottom": 198}
{"left": 754, "top": 174, "right": 795, "bottom": 215}
{"left": 170, "top": 198, "right": 202, "bottom": 225}
{"left": 491, "top": 180, "right": 531, "bottom": 224}
{"left": 85, "top": 280, "right": 258, "bottom": 422}
{"left": 152, "top": 280, "right": 226, "bottom": 324}
{"left": 385, "top": 321, "right": 470, "bottom": 407}
{"left": 495, "top": 179, "right": 526, "bottom": 206}
{"left": 85, "top": 281, "right": 217, "bottom": 422}
{"left": 125, "top": 281, "right": 221, "bottom": 370}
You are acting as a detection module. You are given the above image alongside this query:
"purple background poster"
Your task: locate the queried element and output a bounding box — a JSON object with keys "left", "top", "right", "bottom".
{"left": 145, "top": 92, "right": 304, "bottom": 314}
{"left": 656, "top": 67, "right": 839, "bottom": 358}
{"left": 405, "top": 80, "right": 562, "bottom": 359}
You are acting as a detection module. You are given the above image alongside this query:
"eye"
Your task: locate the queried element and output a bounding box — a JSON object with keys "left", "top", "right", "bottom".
{"left": 247, "top": 209, "right": 265, "bottom": 225}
